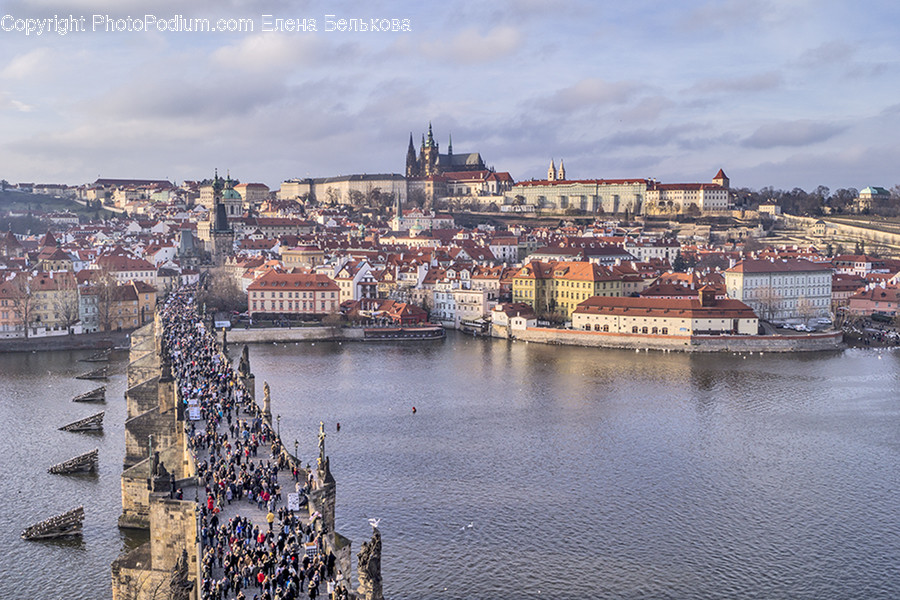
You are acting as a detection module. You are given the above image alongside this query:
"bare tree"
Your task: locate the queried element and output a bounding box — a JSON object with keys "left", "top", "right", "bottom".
{"left": 754, "top": 284, "right": 781, "bottom": 322}
{"left": 196, "top": 267, "right": 247, "bottom": 314}
{"left": 322, "top": 310, "right": 343, "bottom": 340}
{"left": 796, "top": 295, "right": 819, "bottom": 326}
{"left": 54, "top": 271, "right": 81, "bottom": 333}
{"left": 92, "top": 266, "right": 119, "bottom": 332}
{"left": 9, "top": 273, "right": 36, "bottom": 338}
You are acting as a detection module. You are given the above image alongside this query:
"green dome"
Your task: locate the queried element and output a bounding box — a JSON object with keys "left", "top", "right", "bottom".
{"left": 223, "top": 188, "right": 241, "bottom": 200}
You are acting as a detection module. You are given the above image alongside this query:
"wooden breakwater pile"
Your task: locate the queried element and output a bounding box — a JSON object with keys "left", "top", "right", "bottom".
{"left": 21, "top": 506, "right": 85, "bottom": 540}
{"left": 59, "top": 411, "right": 104, "bottom": 432}
{"left": 75, "top": 366, "right": 109, "bottom": 380}
{"left": 48, "top": 449, "right": 99, "bottom": 474}
{"left": 72, "top": 386, "right": 106, "bottom": 402}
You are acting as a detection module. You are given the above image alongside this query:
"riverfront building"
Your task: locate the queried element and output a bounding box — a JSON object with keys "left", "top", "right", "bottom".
{"left": 512, "top": 260, "right": 623, "bottom": 318}
{"left": 572, "top": 287, "right": 758, "bottom": 336}
{"left": 247, "top": 270, "right": 340, "bottom": 317}
{"left": 724, "top": 258, "right": 832, "bottom": 320}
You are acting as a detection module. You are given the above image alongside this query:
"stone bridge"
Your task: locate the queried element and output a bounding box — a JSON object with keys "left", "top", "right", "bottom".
{"left": 111, "top": 297, "right": 382, "bottom": 600}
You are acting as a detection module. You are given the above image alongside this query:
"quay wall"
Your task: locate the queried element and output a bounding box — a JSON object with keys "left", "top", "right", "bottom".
{"left": 218, "top": 326, "right": 365, "bottom": 344}
{"left": 514, "top": 327, "right": 843, "bottom": 352}
{"left": 0, "top": 330, "right": 128, "bottom": 353}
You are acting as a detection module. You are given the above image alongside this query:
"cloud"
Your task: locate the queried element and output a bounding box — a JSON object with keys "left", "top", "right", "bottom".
{"left": 1, "top": 48, "right": 53, "bottom": 80}
{"left": 794, "top": 41, "right": 855, "bottom": 68}
{"left": 538, "top": 78, "right": 643, "bottom": 112}
{"left": 0, "top": 93, "right": 34, "bottom": 112}
{"left": 420, "top": 26, "right": 523, "bottom": 64}
{"left": 743, "top": 120, "right": 847, "bottom": 148}
{"left": 689, "top": 71, "right": 783, "bottom": 94}
{"left": 212, "top": 34, "right": 358, "bottom": 73}
{"left": 615, "top": 96, "right": 674, "bottom": 123}
{"left": 604, "top": 124, "right": 697, "bottom": 148}
{"left": 682, "top": 0, "right": 774, "bottom": 32}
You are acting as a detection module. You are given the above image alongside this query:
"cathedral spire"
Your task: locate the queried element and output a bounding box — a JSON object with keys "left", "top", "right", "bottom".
{"left": 557, "top": 159, "right": 565, "bottom": 180}
{"left": 548, "top": 159, "right": 556, "bottom": 182}
{"left": 406, "top": 133, "right": 418, "bottom": 177}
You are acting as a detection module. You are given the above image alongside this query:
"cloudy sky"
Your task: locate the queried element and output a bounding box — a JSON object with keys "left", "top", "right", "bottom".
{"left": 1, "top": 0, "right": 899, "bottom": 191}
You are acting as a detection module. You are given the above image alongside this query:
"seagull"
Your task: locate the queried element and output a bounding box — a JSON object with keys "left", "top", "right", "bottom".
{"left": 368, "top": 518, "right": 381, "bottom": 529}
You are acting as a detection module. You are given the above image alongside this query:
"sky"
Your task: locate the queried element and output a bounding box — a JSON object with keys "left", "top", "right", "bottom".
{"left": 1, "top": 0, "right": 899, "bottom": 192}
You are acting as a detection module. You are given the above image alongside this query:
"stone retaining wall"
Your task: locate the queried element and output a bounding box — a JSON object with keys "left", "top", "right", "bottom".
{"left": 0, "top": 330, "right": 128, "bottom": 353}
{"left": 515, "top": 327, "right": 843, "bottom": 352}
{"left": 218, "top": 326, "right": 365, "bottom": 344}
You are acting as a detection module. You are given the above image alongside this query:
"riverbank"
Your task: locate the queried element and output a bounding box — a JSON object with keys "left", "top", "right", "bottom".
{"left": 0, "top": 330, "right": 129, "bottom": 353}
{"left": 505, "top": 327, "right": 844, "bottom": 352}
{"left": 218, "top": 325, "right": 446, "bottom": 344}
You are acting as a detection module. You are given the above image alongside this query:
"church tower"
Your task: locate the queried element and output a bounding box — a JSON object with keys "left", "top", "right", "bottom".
{"left": 209, "top": 169, "right": 234, "bottom": 267}
{"left": 557, "top": 159, "right": 566, "bottom": 181}
{"left": 548, "top": 159, "right": 556, "bottom": 182}
{"left": 221, "top": 171, "right": 243, "bottom": 218}
{"left": 420, "top": 122, "right": 440, "bottom": 176}
{"left": 405, "top": 133, "right": 419, "bottom": 177}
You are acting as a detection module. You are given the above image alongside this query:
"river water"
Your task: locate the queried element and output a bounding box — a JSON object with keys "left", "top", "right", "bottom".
{"left": 1, "top": 335, "right": 898, "bottom": 599}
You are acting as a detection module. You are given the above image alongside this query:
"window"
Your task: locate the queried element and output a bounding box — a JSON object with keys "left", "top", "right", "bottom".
{"left": 651, "top": 327, "right": 658, "bottom": 334}
{"left": 632, "top": 326, "right": 639, "bottom": 333}
{"left": 642, "top": 327, "right": 648, "bottom": 334}
{"left": 661, "top": 327, "right": 668, "bottom": 334}
{"left": 602, "top": 324, "right": 609, "bottom": 332}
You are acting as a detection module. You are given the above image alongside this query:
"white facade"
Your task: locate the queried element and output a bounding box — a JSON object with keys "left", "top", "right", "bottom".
{"left": 452, "top": 287, "right": 497, "bottom": 329}
{"left": 724, "top": 260, "right": 832, "bottom": 320}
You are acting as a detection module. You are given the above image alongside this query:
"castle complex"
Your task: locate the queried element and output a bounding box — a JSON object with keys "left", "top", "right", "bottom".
{"left": 405, "top": 123, "right": 485, "bottom": 177}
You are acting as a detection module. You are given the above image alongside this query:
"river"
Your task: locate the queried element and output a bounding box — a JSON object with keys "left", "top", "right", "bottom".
{"left": 1, "top": 334, "right": 898, "bottom": 599}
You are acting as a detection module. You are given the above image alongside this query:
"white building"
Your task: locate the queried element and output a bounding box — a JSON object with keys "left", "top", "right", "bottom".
{"left": 644, "top": 169, "right": 731, "bottom": 214}
{"left": 724, "top": 258, "right": 832, "bottom": 320}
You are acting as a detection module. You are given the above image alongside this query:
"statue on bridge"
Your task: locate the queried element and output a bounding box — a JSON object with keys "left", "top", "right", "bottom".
{"left": 357, "top": 527, "right": 383, "bottom": 600}
{"left": 238, "top": 345, "right": 251, "bottom": 378}
{"left": 318, "top": 420, "right": 326, "bottom": 467}
{"left": 263, "top": 382, "right": 271, "bottom": 419}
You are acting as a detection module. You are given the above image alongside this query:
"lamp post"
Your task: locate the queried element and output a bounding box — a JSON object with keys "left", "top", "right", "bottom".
{"left": 276, "top": 414, "right": 281, "bottom": 438}
{"left": 294, "top": 439, "right": 298, "bottom": 459}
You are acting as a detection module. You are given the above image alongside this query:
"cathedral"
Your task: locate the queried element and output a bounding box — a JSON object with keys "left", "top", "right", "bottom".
{"left": 405, "top": 123, "right": 485, "bottom": 177}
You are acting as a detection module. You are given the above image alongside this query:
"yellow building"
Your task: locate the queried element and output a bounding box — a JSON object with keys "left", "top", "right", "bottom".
{"left": 512, "top": 260, "right": 623, "bottom": 317}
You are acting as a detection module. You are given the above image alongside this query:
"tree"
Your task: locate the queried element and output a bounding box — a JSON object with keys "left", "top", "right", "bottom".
{"left": 93, "top": 267, "right": 119, "bottom": 332}
{"left": 54, "top": 271, "right": 81, "bottom": 333}
{"left": 797, "top": 295, "right": 819, "bottom": 326}
{"left": 324, "top": 187, "right": 340, "bottom": 206}
{"left": 347, "top": 190, "right": 365, "bottom": 207}
{"left": 754, "top": 285, "right": 781, "bottom": 322}
{"left": 196, "top": 267, "right": 246, "bottom": 314}
{"left": 9, "top": 273, "right": 36, "bottom": 338}
{"left": 672, "top": 251, "right": 688, "bottom": 272}
{"left": 322, "top": 310, "right": 343, "bottom": 340}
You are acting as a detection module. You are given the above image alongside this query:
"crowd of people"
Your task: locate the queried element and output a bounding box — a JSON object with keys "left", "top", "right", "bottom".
{"left": 160, "top": 290, "right": 351, "bottom": 600}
